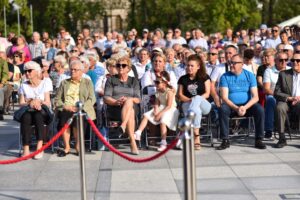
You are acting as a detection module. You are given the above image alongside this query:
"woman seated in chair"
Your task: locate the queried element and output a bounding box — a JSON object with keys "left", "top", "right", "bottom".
{"left": 134, "top": 71, "right": 179, "bottom": 152}
{"left": 104, "top": 55, "right": 141, "bottom": 155}
{"left": 19, "top": 61, "right": 52, "bottom": 159}
{"left": 177, "top": 54, "right": 211, "bottom": 150}
{"left": 55, "top": 60, "right": 96, "bottom": 157}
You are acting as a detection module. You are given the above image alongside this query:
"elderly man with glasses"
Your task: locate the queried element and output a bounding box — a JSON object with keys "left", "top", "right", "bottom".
{"left": 274, "top": 53, "right": 300, "bottom": 148}
{"left": 55, "top": 60, "right": 96, "bottom": 157}
{"left": 263, "top": 52, "right": 290, "bottom": 140}
{"left": 216, "top": 54, "right": 266, "bottom": 150}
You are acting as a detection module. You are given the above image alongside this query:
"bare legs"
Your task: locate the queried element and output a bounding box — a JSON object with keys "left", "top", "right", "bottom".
{"left": 194, "top": 128, "right": 201, "bottom": 150}
{"left": 121, "top": 99, "right": 138, "bottom": 154}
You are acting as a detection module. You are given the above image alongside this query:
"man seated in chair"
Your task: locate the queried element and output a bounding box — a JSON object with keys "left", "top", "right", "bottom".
{"left": 217, "top": 54, "right": 266, "bottom": 150}
{"left": 274, "top": 53, "right": 300, "bottom": 148}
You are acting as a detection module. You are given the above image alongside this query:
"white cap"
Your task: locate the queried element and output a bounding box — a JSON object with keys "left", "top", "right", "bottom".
{"left": 64, "top": 35, "right": 71, "bottom": 40}
{"left": 143, "top": 28, "right": 149, "bottom": 33}
{"left": 152, "top": 47, "right": 163, "bottom": 53}
{"left": 24, "top": 61, "right": 41, "bottom": 71}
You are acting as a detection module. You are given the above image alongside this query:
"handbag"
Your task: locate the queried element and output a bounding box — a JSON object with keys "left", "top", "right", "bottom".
{"left": 41, "top": 104, "right": 54, "bottom": 125}
{"left": 13, "top": 106, "right": 30, "bottom": 122}
{"left": 13, "top": 105, "right": 54, "bottom": 125}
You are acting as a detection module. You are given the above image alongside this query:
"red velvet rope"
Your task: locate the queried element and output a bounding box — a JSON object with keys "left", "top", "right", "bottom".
{"left": 87, "top": 118, "right": 179, "bottom": 163}
{"left": 0, "top": 122, "right": 71, "bottom": 164}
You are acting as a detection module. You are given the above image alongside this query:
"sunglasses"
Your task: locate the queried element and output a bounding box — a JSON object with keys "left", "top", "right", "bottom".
{"left": 209, "top": 53, "right": 218, "bottom": 56}
{"left": 93, "top": 35, "right": 99, "bottom": 38}
{"left": 295, "top": 50, "right": 300, "bottom": 54}
{"left": 24, "top": 69, "right": 33, "bottom": 74}
{"left": 71, "top": 49, "right": 78, "bottom": 53}
{"left": 272, "top": 29, "right": 278, "bottom": 32}
{"left": 116, "top": 64, "right": 128, "bottom": 68}
{"left": 291, "top": 59, "right": 300, "bottom": 63}
{"left": 279, "top": 59, "right": 288, "bottom": 62}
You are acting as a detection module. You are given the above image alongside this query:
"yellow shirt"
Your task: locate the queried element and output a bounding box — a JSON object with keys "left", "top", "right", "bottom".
{"left": 64, "top": 79, "right": 81, "bottom": 106}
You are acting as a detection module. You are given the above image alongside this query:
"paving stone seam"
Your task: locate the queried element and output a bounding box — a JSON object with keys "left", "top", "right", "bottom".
{"left": 215, "top": 150, "right": 257, "bottom": 198}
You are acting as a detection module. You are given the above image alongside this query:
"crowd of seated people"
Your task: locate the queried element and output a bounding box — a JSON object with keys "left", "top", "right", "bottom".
{"left": 0, "top": 23, "right": 299, "bottom": 159}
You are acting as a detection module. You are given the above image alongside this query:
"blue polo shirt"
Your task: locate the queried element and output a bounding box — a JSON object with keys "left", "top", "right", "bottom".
{"left": 220, "top": 69, "right": 257, "bottom": 105}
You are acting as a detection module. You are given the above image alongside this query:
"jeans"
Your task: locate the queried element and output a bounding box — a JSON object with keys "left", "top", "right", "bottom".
{"left": 219, "top": 103, "right": 264, "bottom": 140}
{"left": 264, "top": 95, "right": 276, "bottom": 132}
{"left": 182, "top": 95, "right": 211, "bottom": 128}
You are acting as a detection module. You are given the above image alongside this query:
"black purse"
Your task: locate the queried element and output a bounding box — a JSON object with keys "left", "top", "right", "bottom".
{"left": 13, "top": 106, "right": 30, "bottom": 122}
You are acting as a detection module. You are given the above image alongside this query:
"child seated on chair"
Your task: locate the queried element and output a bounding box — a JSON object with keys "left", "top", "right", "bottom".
{"left": 134, "top": 71, "right": 179, "bottom": 152}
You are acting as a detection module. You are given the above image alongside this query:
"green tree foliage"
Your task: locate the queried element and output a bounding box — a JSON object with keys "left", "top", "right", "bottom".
{"left": 129, "top": 0, "right": 263, "bottom": 34}
{"left": 0, "top": 0, "right": 30, "bottom": 36}
{"left": 129, "top": 0, "right": 206, "bottom": 32}
{"left": 272, "top": 0, "right": 300, "bottom": 25}
{"left": 0, "top": 0, "right": 104, "bottom": 38}
{"left": 204, "top": 0, "right": 261, "bottom": 33}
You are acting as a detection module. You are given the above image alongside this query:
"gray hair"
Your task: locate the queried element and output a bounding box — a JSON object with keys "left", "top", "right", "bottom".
{"left": 54, "top": 55, "right": 67, "bottom": 66}
{"left": 79, "top": 55, "right": 90, "bottom": 66}
{"left": 70, "top": 60, "right": 84, "bottom": 70}
{"left": 24, "top": 61, "right": 42, "bottom": 72}
{"left": 85, "top": 51, "right": 99, "bottom": 62}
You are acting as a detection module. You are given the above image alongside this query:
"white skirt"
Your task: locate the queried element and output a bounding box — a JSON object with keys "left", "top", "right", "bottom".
{"left": 143, "top": 105, "right": 179, "bottom": 131}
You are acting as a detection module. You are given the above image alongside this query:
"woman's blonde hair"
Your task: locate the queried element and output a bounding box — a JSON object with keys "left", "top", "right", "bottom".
{"left": 117, "top": 55, "right": 132, "bottom": 70}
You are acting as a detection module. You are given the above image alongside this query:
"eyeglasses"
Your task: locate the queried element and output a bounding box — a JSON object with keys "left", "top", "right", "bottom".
{"left": 285, "top": 28, "right": 290, "bottom": 31}
{"left": 279, "top": 59, "right": 288, "bottom": 62}
{"left": 24, "top": 69, "right": 33, "bottom": 74}
{"left": 209, "top": 53, "right": 218, "bottom": 56}
{"left": 93, "top": 35, "right": 99, "bottom": 38}
{"left": 291, "top": 59, "right": 300, "bottom": 63}
{"left": 70, "top": 68, "right": 81, "bottom": 72}
{"left": 70, "top": 49, "right": 78, "bottom": 53}
{"left": 229, "top": 61, "right": 243, "bottom": 66}
{"left": 272, "top": 29, "right": 278, "bottom": 32}
{"left": 14, "top": 55, "right": 20, "bottom": 58}
{"left": 116, "top": 63, "right": 128, "bottom": 68}
{"left": 295, "top": 50, "right": 300, "bottom": 54}
{"left": 154, "top": 80, "right": 162, "bottom": 85}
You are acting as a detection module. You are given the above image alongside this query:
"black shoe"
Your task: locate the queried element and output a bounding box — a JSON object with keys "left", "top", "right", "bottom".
{"left": 255, "top": 139, "right": 266, "bottom": 149}
{"left": 57, "top": 150, "right": 70, "bottom": 157}
{"left": 216, "top": 139, "right": 230, "bottom": 150}
{"left": 275, "top": 139, "right": 287, "bottom": 148}
{"left": 264, "top": 131, "right": 272, "bottom": 138}
{"left": 0, "top": 114, "right": 4, "bottom": 120}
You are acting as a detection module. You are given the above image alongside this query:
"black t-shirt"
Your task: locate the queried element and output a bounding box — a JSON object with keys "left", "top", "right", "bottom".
{"left": 8, "top": 63, "right": 14, "bottom": 82}
{"left": 178, "top": 74, "right": 210, "bottom": 98}
{"left": 257, "top": 64, "right": 267, "bottom": 90}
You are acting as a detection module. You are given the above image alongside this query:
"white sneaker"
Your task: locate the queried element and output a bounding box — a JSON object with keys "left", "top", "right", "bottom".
{"left": 134, "top": 131, "right": 141, "bottom": 141}
{"left": 34, "top": 151, "right": 44, "bottom": 160}
{"left": 157, "top": 144, "right": 167, "bottom": 152}
{"left": 176, "top": 139, "right": 183, "bottom": 150}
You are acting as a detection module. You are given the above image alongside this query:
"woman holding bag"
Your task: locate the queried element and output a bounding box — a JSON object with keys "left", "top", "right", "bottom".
{"left": 18, "top": 61, "right": 52, "bottom": 159}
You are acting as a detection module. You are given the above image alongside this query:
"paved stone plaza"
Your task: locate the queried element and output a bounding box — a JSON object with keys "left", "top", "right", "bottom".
{"left": 0, "top": 114, "right": 300, "bottom": 200}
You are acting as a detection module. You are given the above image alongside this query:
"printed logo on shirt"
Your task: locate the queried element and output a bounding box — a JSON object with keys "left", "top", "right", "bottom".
{"left": 187, "top": 83, "right": 198, "bottom": 96}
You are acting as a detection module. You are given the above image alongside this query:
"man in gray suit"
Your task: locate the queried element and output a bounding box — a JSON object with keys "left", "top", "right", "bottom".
{"left": 274, "top": 53, "right": 300, "bottom": 148}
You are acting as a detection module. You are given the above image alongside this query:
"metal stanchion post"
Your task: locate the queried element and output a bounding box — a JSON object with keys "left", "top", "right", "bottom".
{"left": 187, "top": 111, "right": 197, "bottom": 200}
{"left": 76, "top": 101, "right": 87, "bottom": 200}
{"left": 178, "top": 117, "right": 196, "bottom": 200}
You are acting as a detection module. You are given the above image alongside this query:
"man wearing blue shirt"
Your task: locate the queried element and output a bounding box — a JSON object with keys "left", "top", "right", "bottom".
{"left": 217, "top": 54, "right": 266, "bottom": 150}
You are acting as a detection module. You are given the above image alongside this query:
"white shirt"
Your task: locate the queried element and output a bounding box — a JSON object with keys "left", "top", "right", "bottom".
{"left": 171, "top": 37, "right": 187, "bottom": 45}
{"left": 19, "top": 79, "right": 52, "bottom": 101}
{"left": 292, "top": 72, "right": 300, "bottom": 97}
{"left": 264, "top": 66, "right": 291, "bottom": 93}
{"left": 188, "top": 38, "right": 208, "bottom": 50}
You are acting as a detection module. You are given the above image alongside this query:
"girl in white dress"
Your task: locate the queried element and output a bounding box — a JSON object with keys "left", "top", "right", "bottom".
{"left": 135, "top": 71, "right": 179, "bottom": 151}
